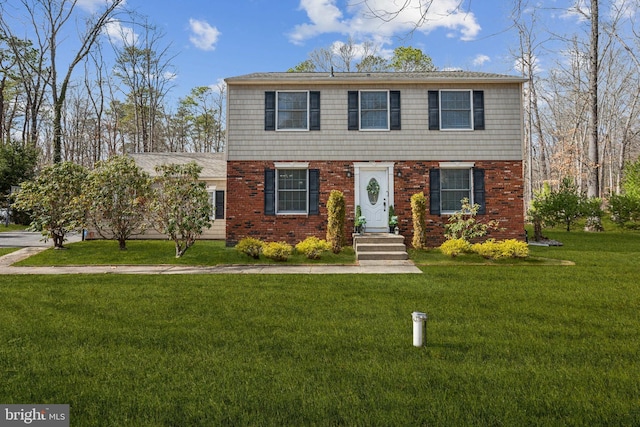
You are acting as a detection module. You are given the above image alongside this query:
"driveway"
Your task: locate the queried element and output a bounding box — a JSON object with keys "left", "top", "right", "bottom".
{"left": 0, "top": 230, "right": 82, "bottom": 248}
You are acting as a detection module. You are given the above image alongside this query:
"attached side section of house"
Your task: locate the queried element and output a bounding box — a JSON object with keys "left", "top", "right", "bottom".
{"left": 225, "top": 72, "right": 526, "bottom": 247}
{"left": 85, "top": 152, "right": 227, "bottom": 240}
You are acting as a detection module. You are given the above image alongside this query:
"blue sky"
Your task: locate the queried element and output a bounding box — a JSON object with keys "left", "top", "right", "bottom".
{"left": 10, "top": 0, "right": 611, "bottom": 102}
{"left": 122, "top": 0, "right": 523, "bottom": 99}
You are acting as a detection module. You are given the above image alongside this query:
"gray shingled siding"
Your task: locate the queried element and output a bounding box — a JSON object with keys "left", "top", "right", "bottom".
{"left": 226, "top": 82, "right": 523, "bottom": 162}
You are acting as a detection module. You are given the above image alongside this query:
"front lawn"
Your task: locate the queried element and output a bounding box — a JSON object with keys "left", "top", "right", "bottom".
{"left": 1, "top": 228, "right": 639, "bottom": 425}
{"left": 0, "top": 248, "right": 18, "bottom": 257}
{"left": 14, "top": 239, "right": 356, "bottom": 266}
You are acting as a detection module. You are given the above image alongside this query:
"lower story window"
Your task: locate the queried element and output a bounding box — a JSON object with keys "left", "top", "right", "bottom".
{"left": 440, "top": 169, "right": 471, "bottom": 213}
{"left": 265, "top": 166, "right": 319, "bottom": 216}
{"left": 207, "top": 189, "right": 225, "bottom": 220}
{"left": 277, "top": 169, "right": 308, "bottom": 213}
{"left": 430, "top": 164, "right": 485, "bottom": 216}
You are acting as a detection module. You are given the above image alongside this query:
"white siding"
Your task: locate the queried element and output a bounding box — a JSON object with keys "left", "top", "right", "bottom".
{"left": 227, "top": 83, "right": 524, "bottom": 161}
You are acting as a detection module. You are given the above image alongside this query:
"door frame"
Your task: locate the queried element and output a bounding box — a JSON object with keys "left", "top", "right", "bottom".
{"left": 353, "top": 162, "right": 395, "bottom": 232}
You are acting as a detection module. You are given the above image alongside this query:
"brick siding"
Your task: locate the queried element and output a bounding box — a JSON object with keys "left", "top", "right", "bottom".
{"left": 226, "top": 160, "right": 524, "bottom": 247}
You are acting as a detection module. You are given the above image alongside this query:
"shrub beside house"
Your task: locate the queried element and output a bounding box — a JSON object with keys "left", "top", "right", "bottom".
{"left": 84, "top": 152, "right": 227, "bottom": 240}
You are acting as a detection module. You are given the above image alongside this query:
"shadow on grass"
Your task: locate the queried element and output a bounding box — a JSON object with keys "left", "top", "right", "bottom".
{"left": 14, "top": 239, "right": 357, "bottom": 267}
{"left": 409, "top": 248, "right": 574, "bottom": 266}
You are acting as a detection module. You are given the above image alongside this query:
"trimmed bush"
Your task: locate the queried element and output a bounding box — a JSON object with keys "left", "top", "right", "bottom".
{"left": 326, "top": 190, "right": 346, "bottom": 253}
{"left": 471, "top": 239, "right": 500, "bottom": 259}
{"left": 296, "top": 236, "right": 331, "bottom": 260}
{"left": 440, "top": 238, "right": 471, "bottom": 257}
{"left": 411, "top": 192, "right": 427, "bottom": 249}
{"left": 502, "top": 239, "right": 529, "bottom": 258}
{"left": 471, "top": 239, "right": 529, "bottom": 260}
{"left": 262, "top": 241, "right": 293, "bottom": 261}
{"left": 235, "top": 237, "right": 264, "bottom": 259}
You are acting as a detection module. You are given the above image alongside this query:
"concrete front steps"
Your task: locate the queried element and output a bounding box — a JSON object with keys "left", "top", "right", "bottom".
{"left": 353, "top": 233, "right": 409, "bottom": 262}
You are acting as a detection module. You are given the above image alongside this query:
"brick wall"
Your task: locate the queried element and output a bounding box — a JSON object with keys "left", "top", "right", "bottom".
{"left": 226, "top": 160, "right": 524, "bottom": 247}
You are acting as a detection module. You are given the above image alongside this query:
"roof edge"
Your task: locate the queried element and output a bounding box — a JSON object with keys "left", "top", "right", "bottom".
{"left": 225, "top": 71, "right": 528, "bottom": 86}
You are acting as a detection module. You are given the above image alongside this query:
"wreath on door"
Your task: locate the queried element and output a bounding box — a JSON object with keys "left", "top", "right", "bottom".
{"left": 366, "top": 178, "right": 380, "bottom": 205}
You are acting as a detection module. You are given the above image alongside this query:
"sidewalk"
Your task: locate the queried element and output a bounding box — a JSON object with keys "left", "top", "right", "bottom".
{"left": 0, "top": 247, "right": 422, "bottom": 275}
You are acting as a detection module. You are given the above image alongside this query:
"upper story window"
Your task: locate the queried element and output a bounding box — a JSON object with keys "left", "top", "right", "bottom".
{"left": 441, "top": 91, "right": 472, "bottom": 130}
{"left": 277, "top": 92, "right": 308, "bottom": 130}
{"left": 428, "top": 90, "right": 485, "bottom": 131}
{"left": 360, "top": 91, "right": 389, "bottom": 130}
{"left": 265, "top": 91, "right": 320, "bottom": 131}
{"left": 348, "top": 90, "right": 401, "bottom": 131}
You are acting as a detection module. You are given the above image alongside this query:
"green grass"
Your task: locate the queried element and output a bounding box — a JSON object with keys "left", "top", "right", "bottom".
{"left": 0, "top": 247, "right": 19, "bottom": 257}
{"left": 14, "top": 239, "right": 356, "bottom": 266}
{"left": 409, "top": 247, "right": 571, "bottom": 266}
{"left": 0, "top": 223, "right": 28, "bottom": 232}
{"left": 1, "top": 228, "right": 640, "bottom": 425}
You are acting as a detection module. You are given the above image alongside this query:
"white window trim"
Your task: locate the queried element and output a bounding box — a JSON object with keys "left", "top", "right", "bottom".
{"left": 359, "top": 90, "right": 390, "bottom": 131}
{"left": 439, "top": 167, "right": 474, "bottom": 215}
{"left": 206, "top": 186, "right": 217, "bottom": 220}
{"left": 275, "top": 163, "right": 309, "bottom": 215}
{"left": 439, "top": 89, "right": 474, "bottom": 131}
{"left": 439, "top": 162, "right": 475, "bottom": 169}
{"left": 276, "top": 90, "right": 310, "bottom": 131}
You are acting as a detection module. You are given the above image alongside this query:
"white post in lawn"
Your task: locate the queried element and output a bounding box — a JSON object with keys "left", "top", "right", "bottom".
{"left": 412, "top": 312, "right": 428, "bottom": 347}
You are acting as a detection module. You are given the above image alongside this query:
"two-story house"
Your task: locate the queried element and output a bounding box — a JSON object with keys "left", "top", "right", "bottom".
{"left": 224, "top": 71, "right": 526, "bottom": 247}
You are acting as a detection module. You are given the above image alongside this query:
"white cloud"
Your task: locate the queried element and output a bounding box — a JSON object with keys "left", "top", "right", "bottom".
{"left": 289, "top": 0, "right": 349, "bottom": 44}
{"left": 208, "top": 78, "right": 227, "bottom": 94}
{"left": 77, "top": 0, "right": 127, "bottom": 13}
{"left": 560, "top": 0, "right": 590, "bottom": 22}
{"left": 513, "top": 54, "right": 544, "bottom": 75}
{"left": 472, "top": 54, "right": 490, "bottom": 67}
{"left": 104, "top": 20, "right": 137, "bottom": 45}
{"left": 289, "top": 0, "right": 481, "bottom": 44}
{"left": 164, "top": 71, "right": 178, "bottom": 81}
{"left": 189, "top": 19, "right": 220, "bottom": 51}
{"left": 610, "top": 0, "right": 638, "bottom": 19}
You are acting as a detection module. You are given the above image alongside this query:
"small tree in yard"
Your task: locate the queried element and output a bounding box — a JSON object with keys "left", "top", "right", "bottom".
{"left": 608, "top": 159, "right": 640, "bottom": 229}
{"left": 622, "top": 159, "right": 640, "bottom": 199}
{"left": 444, "top": 198, "right": 501, "bottom": 242}
{"left": 326, "top": 190, "right": 345, "bottom": 253}
{"left": 82, "top": 156, "right": 152, "bottom": 250}
{"left": 150, "top": 162, "right": 212, "bottom": 258}
{"left": 411, "top": 192, "right": 427, "bottom": 249}
{"left": 528, "top": 184, "right": 551, "bottom": 241}
{"left": 12, "top": 161, "right": 87, "bottom": 249}
{"left": 609, "top": 193, "right": 640, "bottom": 229}
{"left": 533, "top": 177, "right": 603, "bottom": 232}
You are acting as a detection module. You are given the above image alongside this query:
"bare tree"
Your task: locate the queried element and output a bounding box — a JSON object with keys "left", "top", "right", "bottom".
{"left": 361, "top": 0, "right": 467, "bottom": 31}
{"left": 293, "top": 37, "right": 382, "bottom": 72}
{"left": 511, "top": 2, "right": 551, "bottom": 206}
{"left": 586, "top": 0, "right": 600, "bottom": 201}
{"left": 0, "top": 29, "right": 49, "bottom": 148}
{"left": 0, "top": 0, "right": 124, "bottom": 161}
{"left": 111, "top": 20, "right": 176, "bottom": 153}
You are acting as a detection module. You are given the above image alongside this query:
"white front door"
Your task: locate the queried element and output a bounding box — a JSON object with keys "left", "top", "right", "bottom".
{"left": 359, "top": 169, "right": 389, "bottom": 232}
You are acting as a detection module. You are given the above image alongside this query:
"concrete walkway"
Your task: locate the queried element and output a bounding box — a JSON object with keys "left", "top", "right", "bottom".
{"left": 0, "top": 247, "right": 422, "bottom": 275}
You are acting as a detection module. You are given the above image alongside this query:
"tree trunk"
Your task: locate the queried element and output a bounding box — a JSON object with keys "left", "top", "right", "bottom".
{"left": 52, "top": 231, "right": 65, "bottom": 249}
{"left": 533, "top": 219, "right": 544, "bottom": 242}
{"left": 585, "top": 0, "right": 603, "bottom": 232}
